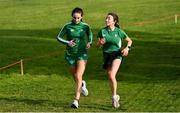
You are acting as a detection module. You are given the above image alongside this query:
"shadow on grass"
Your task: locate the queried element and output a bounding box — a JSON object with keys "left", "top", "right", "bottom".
{"left": 0, "top": 97, "right": 49, "bottom": 105}
{"left": 81, "top": 103, "right": 116, "bottom": 111}
{"left": 0, "top": 28, "right": 180, "bottom": 82}
{"left": 0, "top": 97, "right": 70, "bottom": 110}
{"left": 0, "top": 28, "right": 58, "bottom": 39}
{"left": 0, "top": 97, "right": 121, "bottom": 111}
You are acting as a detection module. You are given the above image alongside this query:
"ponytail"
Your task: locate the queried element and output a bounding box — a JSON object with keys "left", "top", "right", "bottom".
{"left": 115, "top": 23, "right": 120, "bottom": 28}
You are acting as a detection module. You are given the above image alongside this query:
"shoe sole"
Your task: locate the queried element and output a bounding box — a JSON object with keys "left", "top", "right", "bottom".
{"left": 82, "top": 87, "right": 88, "bottom": 96}
{"left": 71, "top": 104, "right": 78, "bottom": 108}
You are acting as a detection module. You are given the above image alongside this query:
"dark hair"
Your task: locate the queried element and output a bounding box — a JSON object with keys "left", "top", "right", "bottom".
{"left": 71, "top": 7, "right": 83, "bottom": 17}
{"left": 108, "top": 13, "right": 120, "bottom": 28}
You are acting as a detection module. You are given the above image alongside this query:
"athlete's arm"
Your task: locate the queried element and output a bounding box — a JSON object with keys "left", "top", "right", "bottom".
{"left": 86, "top": 25, "right": 93, "bottom": 44}
{"left": 86, "top": 25, "right": 93, "bottom": 49}
{"left": 57, "top": 25, "right": 69, "bottom": 45}
{"left": 96, "top": 29, "right": 106, "bottom": 48}
{"left": 121, "top": 37, "right": 132, "bottom": 56}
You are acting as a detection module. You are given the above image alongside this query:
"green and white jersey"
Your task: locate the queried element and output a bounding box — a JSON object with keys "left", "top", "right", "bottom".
{"left": 97, "top": 27, "right": 128, "bottom": 53}
{"left": 57, "top": 21, "right": 93, "bottom": 55}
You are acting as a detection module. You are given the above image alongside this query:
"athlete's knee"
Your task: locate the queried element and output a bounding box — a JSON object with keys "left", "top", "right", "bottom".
{"left": 107, "top": 73, "right": 116, "bottom": 81}
{"left": 74, "top": 74, "right": 82, "bottom": 81}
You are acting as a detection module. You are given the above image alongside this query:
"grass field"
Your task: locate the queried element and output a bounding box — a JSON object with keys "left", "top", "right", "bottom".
{"left": 0, "top": 0, "right": 180, "bottom": 112}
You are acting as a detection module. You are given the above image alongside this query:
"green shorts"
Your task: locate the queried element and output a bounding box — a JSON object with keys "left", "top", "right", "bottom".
{"left": 103, "top": 51, "right": 123, "bottom": 69}
{"left": 65, "top": 52, "right": 88, "bottom": 65}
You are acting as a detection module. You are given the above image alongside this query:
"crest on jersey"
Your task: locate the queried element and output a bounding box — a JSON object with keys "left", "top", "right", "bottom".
{"left": 80, "top": 29, "right": 83, "bottom": 32}
{"left": 70, "top": 29, "right": 74, "bottom": 32}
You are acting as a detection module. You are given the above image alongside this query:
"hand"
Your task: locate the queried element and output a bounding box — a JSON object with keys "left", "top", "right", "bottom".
{"left": 86, "top": 42, "right": 91, "bottom": 49}
{"left": 68, "top": 40, "right": 76, "bottom": 47}
{"left": 121, "top": 47, "right": 129, "bottom": 56}
{"left": 99, "top": 38, "right": 106, "bottom": 45}
{"left": 97, "top": 38, "right": 106, "bottom": 46}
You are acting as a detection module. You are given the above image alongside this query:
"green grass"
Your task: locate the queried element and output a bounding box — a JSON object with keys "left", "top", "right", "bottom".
{"left": 0, "top": 0, "right": 180, "bottom": 112}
